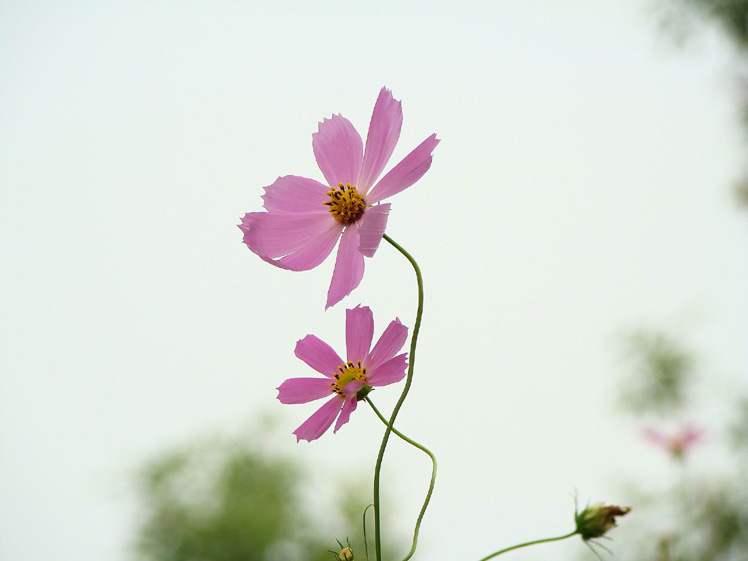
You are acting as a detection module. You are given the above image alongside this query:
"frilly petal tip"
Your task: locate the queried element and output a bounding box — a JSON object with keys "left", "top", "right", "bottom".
{"left": 377, "top": 86, "right": 400, "bottom": 103}
{"left": 315, "top": 113, "right": 344, "bottom": 131}
{"left": 238, "top": 212, "right": 263, "bottom": 246}
{"left": 238, "top": 212, "right": 253, "bottom": 230}
{"left": 293, "top": 426, "right": 319, "bottom": 443}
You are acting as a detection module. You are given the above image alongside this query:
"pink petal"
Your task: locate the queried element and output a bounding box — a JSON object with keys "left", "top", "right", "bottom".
{"left": 277, "top": 228, "right": 342, "bottom": 270}
{"left": 359, "top": 88, "right": 403, "bottom": 192}
{"left": 312, "top": 114, "right": 363, "bottom": 188}
{"left": 358, "top": 203, "right": 390, "bottom": 258}
{"left": 293, "top": 396, "right": 345, "bottom": 442}
{"left": 346, "top": 305, "right": 374, "bottom": 362}
{"left": 325, "top": 225, "right": 365, "bottom": 309}
{"left": 681, "top": 426, "right": 704, "bottom": 443}
{"left": 238, "top": 213, "right": 255, "bottom": 246}
{"left": 261, "top": 175, "right": 331, "bottom": 214}
{"left": 241, "top": 212, "right": 342, "bottom": 271}
{"left": 341, "top": 379, "right": 364, "bottom": 400}
{"left": 334, "top": 395, "right": 359, "bottom": 433}
{"left": 365, "top": 318, "right": 408, "bottom": 371}
{"left": 295, "top": 334, "right": 344, "bottom": 378}
{"left": 366, "top": 134, "right": 440, "bottom": 204}
{"left": 366, "top": 353, "right": 408, "bottom": 387}
{"left": 643, "top": 427, "right": 666, "bottom": 446}
{"left": 277, "top": 377, "right": 334, "bottom": 404}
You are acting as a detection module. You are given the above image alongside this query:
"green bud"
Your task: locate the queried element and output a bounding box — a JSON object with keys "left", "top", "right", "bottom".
{"left": 575, "top": 502, "right": 631, "bottom": 540}
{"left": 337, "top": 547, "right": 354, "bottom": 561}
{"left": 330, "top": 539, "right": 354, "bottom": 561}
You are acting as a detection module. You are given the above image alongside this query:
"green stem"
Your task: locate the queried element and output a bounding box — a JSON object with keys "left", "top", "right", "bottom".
{"left": 477, "top": 531, "right": 578, "bottom": 561}
{"left": 362, "top": 504, "right": 374, "bottom": 561}
{"left": 373, "top": 234, "right": 425, "bottom": 561}
{"left": 366, "top": 398, "right": 437, "bottom": 561}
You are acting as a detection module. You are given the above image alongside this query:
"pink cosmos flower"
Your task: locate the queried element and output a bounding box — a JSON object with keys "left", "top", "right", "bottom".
{"left": 277, "top": 305, "right": 408, "bottom": 442}
{"left": 643, "top": 426, "right": 704, "bottom": 459}
{"left": 240, "top": 87, "right": 439, "bottom": 309}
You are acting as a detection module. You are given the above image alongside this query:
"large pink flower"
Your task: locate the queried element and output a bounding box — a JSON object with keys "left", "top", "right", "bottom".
{"left": 277, "top": 305, "right": 408, "bottom": 442}
{"left": 240, "top": 87, "right": 439, "bottom": 308}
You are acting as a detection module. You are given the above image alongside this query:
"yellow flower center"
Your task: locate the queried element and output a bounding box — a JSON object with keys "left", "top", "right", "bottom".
{"left": 325, "top": 183, "right": 366, "bottom": 224}
{"left": 330, "top": 361, "right": 367, "bottom": 396}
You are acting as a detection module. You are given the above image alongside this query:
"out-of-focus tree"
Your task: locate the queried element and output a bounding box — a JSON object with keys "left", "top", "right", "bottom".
{"left": 657, "top": 0, "right": 748, "bottom": 209}
{"left": 617, "top": 330, "right": 694, "bottom": 415}
{"left": 667, "top": 0, "right": 748, "bottom": 49}
{"left": 132, "top": 423, "right": 400, "bottom": 561}
{"left": 728, "top": 396, "right": 748, "bottom": 453}
{"left": 577, "top": 329, "right": 748, "bottom": 561}
{"left": 735, "top": 179, "right": 748, "bottom": 209}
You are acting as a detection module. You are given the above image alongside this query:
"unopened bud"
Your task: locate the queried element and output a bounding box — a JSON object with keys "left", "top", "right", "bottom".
{"left": 575, "top": 502, "right": 631, "bottom": 540}
{"left": 330, "top": 540, "right": 354, "bottom": 561}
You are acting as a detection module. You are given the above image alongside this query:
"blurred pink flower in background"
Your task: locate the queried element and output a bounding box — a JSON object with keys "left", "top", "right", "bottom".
{"left": 277, "top": 305, "right": 408, "bottom": 442}
{"left": 643, "top": 426, "right": 704, "bottom": 459}
{"left": 240, "top": 87, "right": 439, "bottom": 308}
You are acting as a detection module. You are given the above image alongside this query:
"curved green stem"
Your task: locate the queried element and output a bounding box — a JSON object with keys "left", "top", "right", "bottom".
{"left": 477, "top": 531, "right": 578, "bottom": 561}
{"left": 373, "top": 234, "right": 425, "bottom": 561}
{"left": 362, "top": 504, "right": 374, "bottom": 561}
{"left": 366, "top": 398, "right": 437, "bottom": 561}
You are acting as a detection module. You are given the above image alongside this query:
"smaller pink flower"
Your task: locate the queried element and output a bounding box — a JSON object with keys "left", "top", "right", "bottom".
{"left": 643, "top": 426, "right": 704, "bottom": 459}
{"left": 277, "top": 305, "right": 409, "bottom": 442}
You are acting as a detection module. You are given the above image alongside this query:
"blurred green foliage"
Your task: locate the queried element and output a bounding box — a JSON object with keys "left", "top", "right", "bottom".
{"left": 735, "top": 179, "right": 748, "bottom": 208}
{"left": 132, "top": 427, "right": 400, "bottom": 561}
{"left": 658, "top": 0, "right": 748, "bottom": 209}
{"left": 618, "top": 330, "right": 694, "bottom": 415}
{"left": 637, "top": 479, "right": 748, "bottom": 561}
{"left": 674, "top": 0, "right": 748, "bottom": 49}
{"left": 690, "top": 484, "right": 748, "bottom": 560}
{"left": 588, "top": 330, "right": 748, "bottom": 561}
{"left": 728, "top": 396, "right": 748, "bottom": 452}
{"left": 585, "top": 4, "right": 748, "bottom": 557}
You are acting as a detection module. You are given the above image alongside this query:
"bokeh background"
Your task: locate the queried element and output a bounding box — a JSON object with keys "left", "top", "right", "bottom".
{"left": 1, "top": 1, "right": 747, "bottom": 560}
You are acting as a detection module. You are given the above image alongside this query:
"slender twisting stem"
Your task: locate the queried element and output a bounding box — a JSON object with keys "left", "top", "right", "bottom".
{"left": 362, "top": 504, "right": 374, "bottom": 561}
{"left": 373, "top": 234, "right": 425, "bottom": 561}
{"left": 366, "top": 398, "right": 437, "bottom": 561}
{"left": 477, "top": 531, "right": 578, "bottom": 561}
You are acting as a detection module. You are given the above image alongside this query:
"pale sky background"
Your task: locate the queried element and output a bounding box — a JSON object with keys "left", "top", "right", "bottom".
{"left": 1, "top": 1, "right": 747, "bottom": 560}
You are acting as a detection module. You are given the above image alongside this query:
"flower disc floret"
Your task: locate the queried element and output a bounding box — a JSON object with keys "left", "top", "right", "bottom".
{"left": 331, "top": 361, "right": 367, "bottom": 395}
{"left": 325, "top": 184, "right": 367, "bottom": 224}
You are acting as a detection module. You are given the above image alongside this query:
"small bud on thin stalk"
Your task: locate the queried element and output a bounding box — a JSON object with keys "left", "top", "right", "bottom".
{"left": 575, "top": 502, "right": 631, "bottom": 540}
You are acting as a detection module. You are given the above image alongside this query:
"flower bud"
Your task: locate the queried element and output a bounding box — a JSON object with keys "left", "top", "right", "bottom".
{"left": 575, "top": 502, "right": 631, "bottom": 540}
{"left": 337, "top": 546, "right": 354, "bottom": 561}
{"left": 330, "top": 540, "right": 354, "bottom": 561}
